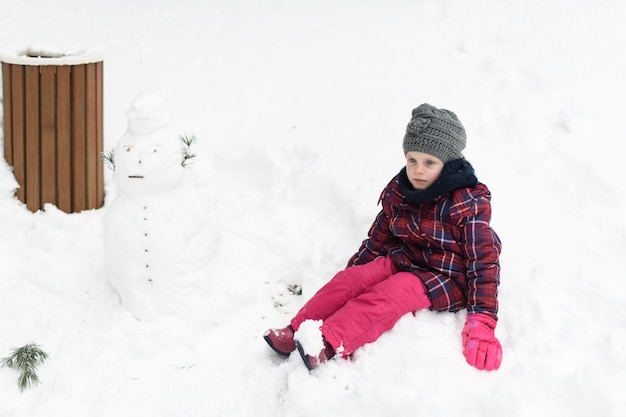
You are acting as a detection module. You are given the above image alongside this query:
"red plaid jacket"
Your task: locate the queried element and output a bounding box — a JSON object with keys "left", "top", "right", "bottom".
{"left": 348, "top": 175, "right": 502, "bottom": 320}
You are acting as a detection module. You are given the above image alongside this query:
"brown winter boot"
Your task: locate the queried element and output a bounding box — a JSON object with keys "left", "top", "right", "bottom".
{"left": 264, "top": 325, "right": 296, "bottom": 357}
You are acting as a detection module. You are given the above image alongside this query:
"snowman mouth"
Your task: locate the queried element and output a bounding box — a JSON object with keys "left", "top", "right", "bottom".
{"left": 128, "top": 175, "right": 144, "bottom": 179}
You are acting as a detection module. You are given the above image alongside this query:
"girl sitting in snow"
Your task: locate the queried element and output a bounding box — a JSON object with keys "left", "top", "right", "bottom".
{"left": 264, "top": 103, "right": 502, "bottom": 371}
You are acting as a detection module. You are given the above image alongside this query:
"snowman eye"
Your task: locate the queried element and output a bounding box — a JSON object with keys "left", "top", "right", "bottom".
{"left": 153, "top": 148, "right": 158, "bottom": 153}
{"left": 125, "top": 146, "right": 133, "bottom": 152}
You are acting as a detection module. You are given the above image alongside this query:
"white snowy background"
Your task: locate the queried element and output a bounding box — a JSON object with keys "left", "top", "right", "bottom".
{"left": 1, "top": 1, "right": 625, "bottom": 416}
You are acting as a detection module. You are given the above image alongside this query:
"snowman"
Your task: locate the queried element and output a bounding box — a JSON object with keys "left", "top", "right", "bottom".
{"left": 103, "top": 94, "right": 213, "bottom": 320}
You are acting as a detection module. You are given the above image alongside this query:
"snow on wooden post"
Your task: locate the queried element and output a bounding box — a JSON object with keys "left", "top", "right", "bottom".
{"left": 1, "top": 48, "right": 104, "bottom": 213}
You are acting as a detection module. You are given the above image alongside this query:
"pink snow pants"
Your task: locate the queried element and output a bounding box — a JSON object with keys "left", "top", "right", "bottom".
{"left": 290, "top": 255, "right": 432, "bottom": 357}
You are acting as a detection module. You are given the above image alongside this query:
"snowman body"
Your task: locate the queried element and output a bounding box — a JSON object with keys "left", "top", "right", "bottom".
{"left": 103, "top": 95, "right": 210, "bottom": 320}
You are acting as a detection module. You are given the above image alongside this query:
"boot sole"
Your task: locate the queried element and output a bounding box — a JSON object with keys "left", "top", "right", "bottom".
{"left": 296, "top": 341, "right": 316, "bottom": 370}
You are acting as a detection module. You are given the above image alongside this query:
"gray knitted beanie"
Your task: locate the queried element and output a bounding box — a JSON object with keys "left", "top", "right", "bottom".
{"left": 402, "top": 103, "right": 466, "bottom": 163}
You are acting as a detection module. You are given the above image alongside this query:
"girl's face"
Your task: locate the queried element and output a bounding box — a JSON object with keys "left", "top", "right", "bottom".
{"left": 405, "top": 151, "right": 444, "bottom": 190}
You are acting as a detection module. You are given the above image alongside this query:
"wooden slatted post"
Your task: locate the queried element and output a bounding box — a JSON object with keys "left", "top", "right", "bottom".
{"left": 1, "top": 49, "right": 104, "bottom": 213}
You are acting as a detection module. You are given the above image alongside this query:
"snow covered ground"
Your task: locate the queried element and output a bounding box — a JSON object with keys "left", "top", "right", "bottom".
{"left": 1, "top": 1, "right": 625, "bottom": 416}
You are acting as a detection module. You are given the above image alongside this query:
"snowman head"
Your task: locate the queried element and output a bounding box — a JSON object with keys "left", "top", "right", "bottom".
{"left": 112, "top": 94, "right": 186, "bottom": 196}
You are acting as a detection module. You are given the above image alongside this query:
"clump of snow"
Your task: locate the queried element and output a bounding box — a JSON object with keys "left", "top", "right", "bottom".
{"left": 294, "top": 320, "right": 324, "bottom": 356}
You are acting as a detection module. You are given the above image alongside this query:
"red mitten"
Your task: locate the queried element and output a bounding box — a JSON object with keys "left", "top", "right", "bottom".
{"left": 462, "top": 314, "right": 502, "bottom": 371}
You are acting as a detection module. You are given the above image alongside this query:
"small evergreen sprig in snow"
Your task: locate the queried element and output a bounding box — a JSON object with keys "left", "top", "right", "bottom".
{"left": 1, "top": 343, "right": 49, "bottom": 392}
{"left": 180, "top": 133, "right": 197, "bottom": 167}
{"left": 101, "top": 148, "right": 115, "bottom": 171}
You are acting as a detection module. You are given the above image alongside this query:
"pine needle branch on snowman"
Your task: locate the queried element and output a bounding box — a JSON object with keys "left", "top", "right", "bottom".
{"left": 1, "top": 343, "right": 49, "bottom": 392}
{"left": 101, "top": 149, "right": 116, "bottom": 171}
{"left": 180, "top": 133, "right": 197, "bottom": 167}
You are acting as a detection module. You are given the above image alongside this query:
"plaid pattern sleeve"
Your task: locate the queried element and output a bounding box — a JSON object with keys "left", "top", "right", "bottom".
{"left": 455, "top": 193, "right": 502, "bottom": 320}
{"left": 347, "top": 208, "right": 392, "bottom": 267}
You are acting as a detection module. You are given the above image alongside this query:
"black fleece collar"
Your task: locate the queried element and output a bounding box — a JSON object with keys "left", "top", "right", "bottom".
{"left": 397, "top": 158, "right": 478, "bottom": 204}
